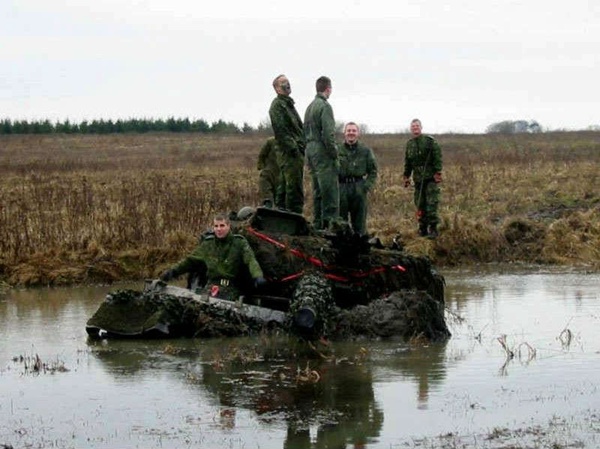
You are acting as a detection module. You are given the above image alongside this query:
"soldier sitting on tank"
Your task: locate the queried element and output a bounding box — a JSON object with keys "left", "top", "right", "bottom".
{"left": 160, "top": 213, "right": 267, "bottom": 300}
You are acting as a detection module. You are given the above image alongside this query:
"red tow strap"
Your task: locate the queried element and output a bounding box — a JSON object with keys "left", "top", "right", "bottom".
{"left": 246, "top": 227, "right": 405, "bottom": 284}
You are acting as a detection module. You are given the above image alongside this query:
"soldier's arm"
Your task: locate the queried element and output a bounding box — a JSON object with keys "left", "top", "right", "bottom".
{"left": 403, "top": 141, "right": 413, "bottom": 178}
{"left": 171, "top": 244, "right": 208, "bottom": 278}
{"left": 269, "top": 103, "right": 299, "bottom": 154}
{"left": 239, "top": 237, "right": 264, "bottom": 279}
{"left": 365, "top": 148, "right": 378, "bottom": 191}
{"left": 321, "top": 103, "right": 338, "bottom": 159}
{"left": 431, "top": 138, "right": 443, "bottom": 173}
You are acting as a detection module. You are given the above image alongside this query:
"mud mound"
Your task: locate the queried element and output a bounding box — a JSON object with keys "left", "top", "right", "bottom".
{"left": 331, "top": 290, "right": 450, "bottom": 341}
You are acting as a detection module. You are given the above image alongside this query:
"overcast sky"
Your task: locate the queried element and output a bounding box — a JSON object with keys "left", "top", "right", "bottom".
{"left": 2, "top": 0, "right": 598, "bottom": 133}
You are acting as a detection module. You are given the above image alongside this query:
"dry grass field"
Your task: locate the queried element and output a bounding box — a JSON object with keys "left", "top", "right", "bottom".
{"left": 1, "top": 131, "right": 599, "bottom": 286}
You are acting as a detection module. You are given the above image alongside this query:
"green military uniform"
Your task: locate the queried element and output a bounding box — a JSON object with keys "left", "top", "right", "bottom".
{"left": 269, "top": 94, "right": 305, "bottom": 214}
{"left": 403, "top": 134, "right": 443, "bottom": 235}
{"left": 304, "top": 93, "right": 339, "bottom": 230}
{"left": 338, "top": 140, "right": 378, "bottom": 235}
{"left": 168, "top": 233, "right": 264, "bottom": 299}
{"left": 257, "top": 137, "right": 283, "bottom": 208}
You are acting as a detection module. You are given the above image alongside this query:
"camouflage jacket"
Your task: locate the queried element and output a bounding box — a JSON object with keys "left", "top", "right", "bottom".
{"left": 257, "top": 137, "right": 280, "bottom": 173}
{"left": 338, "top": 141, "right": 378, "bottom": 191}
{"left": 403, "top": 135, "right": 442, "bottom": 183}
{"left": 304, "top": 93, "right": 337, "bottom": 160}
{"left": 269, "top": 94, "right": 305, "bottom": 155}
{"left": 171, "top": 233, "right": 263, "bottom": 282}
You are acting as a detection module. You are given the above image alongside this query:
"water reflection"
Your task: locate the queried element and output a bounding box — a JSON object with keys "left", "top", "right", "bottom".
{"left": 2, "top": 270, "right": 599, "bottom": 449}
{"left": 89, "top": 338, "right": 386, "bottom": 448}
{"left": 84, "top": 336, "right": 455, "bottom": 448}
{"left": 374, "top": 342, "right": 449, "bottom": 410}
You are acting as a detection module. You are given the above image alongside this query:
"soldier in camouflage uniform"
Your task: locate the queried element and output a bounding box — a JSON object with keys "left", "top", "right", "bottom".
{"left": 304, "top": 76, "right": 339, "bottom": 230}
{"left": 338, "top": 122, "right": 378, "bottom": 236}
{"left": 160, "top": 214, "right": 266, "bottom": 299}
{"left": 268, "top": 74, "right": 306, "bottom": 214}
{"left": 257, "top": 137, "right": 283, "bottom": 208}
{"left": 403, "top": 118, "right": 443, "bottom": 238}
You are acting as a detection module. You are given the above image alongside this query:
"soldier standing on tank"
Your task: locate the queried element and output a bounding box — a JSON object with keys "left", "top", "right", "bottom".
{"left": 160, "top": 214, "right": 266, "bottom": 299}
{"left": 268, "top": 74, "right": 306, "bottom": 214}
{"left": 403, "top": 118, "right": 443, "bottom": 238}
{"left": 304, "top": 75, "right": 339, "bottom": 231}
{"left": 257, "top": 137, "right": 283, "bottom": 208}
{"left": 338, "top": 122, "right": 378, "bottom": 236}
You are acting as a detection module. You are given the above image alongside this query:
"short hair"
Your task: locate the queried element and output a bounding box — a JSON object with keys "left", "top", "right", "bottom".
{"left": 272, "top": 74, "right": 286, "bottom": 88}
{"left": 344, "top": 121, "right": 359, "bottom": 132}
{"left": 315, "top": 76, "right": 331, "bottom": 93}
{"left": 411, "top": 118, "right": 422, "bottom": 126}
{"left": 213, "top": 213, "right": 230, "bottom": 224}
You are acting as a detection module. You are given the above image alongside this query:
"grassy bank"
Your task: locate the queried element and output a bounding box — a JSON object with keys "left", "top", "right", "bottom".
{"left": 1, "top": 132, "right": 599, "bottom": 286}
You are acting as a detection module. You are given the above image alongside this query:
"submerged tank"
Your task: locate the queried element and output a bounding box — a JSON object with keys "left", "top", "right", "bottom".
{"left": 86, "top": 207, "right": 450, "bottom": 342}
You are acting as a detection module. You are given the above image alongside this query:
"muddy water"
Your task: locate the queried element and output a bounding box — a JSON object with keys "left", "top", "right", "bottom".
{"left": 1, "top": 267, "right": 599, "bottom": 449}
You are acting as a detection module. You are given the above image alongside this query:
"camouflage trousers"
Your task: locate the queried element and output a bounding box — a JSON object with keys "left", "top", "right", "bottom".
{"left": 413, "top": 179, "right": 440, "bottom": 230}
{"left": 278, "top": 150, "right": 304, "bottom": 214}
{"left": 339, "top": 180, "right": 368, "bottom": 235}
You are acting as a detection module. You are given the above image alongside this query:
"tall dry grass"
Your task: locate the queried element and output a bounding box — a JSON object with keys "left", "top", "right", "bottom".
{"left": 1, "top": 132, "right": 599, "bottom": 285}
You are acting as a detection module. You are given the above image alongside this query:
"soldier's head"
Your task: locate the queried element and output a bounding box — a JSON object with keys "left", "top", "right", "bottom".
{"left": 273, "top": 74, "right": 291, "bottom": 96}
{"left": 315, "top": 76, "right": 332, "bottom": 98}
{"left": 213, "top": 214, "right": 231, "bottom": 239}
{"left": 410, "top": 119, "right": 422, "bottom": 137}
{"left": 343, "top": 122, "right": 360, "bottom": 145}
{"left": 236, "top": 206, "right": 255, "bottom": 221}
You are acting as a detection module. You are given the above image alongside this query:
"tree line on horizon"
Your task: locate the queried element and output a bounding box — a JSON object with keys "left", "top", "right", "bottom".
{"left": 2, "top": 117, "right": 597, "bottom": 136}
{"left": 0, "top": 117, "right": 272, "bottom": 135}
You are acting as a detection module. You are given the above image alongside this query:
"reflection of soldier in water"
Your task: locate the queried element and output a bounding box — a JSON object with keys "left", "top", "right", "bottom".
{"left": 199, "top": 342, "right": 384, "bottom": 449}
{"left": 284, "top": 363, "right": 383, "bottom": 449}
{"left": 91, "top": 338, "right": 449, "bottom": 447}
{"left": 384, "top": 341, "right": 449, "bottom": 410}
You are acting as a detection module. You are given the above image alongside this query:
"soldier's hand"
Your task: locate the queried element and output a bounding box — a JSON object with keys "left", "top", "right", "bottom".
{"left": 254, "top": 277, "right": 267, "bottom": 288}
{"left": 160, "top": 269, "right": 175, "bottom": 282}
{"left": 434, "top": 172, "right": 442, "bottom": 183}
{"left": 403, "top": 176, "right": 411, "bottom": 188}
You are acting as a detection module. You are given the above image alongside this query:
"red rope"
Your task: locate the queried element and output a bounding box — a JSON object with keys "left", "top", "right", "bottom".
{"left": 280, "top": 272, "right": 305, "bottom": 282}
{"left": 247, "top": 227, "right": 325, "bottom": 268}
{"left": 247, "top": 227, "right": 405, "bottom": 284}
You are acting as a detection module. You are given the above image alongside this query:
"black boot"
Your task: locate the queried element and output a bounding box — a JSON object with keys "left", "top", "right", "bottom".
{"left": 418, "top": 224, "right": 428, "bottom": 237}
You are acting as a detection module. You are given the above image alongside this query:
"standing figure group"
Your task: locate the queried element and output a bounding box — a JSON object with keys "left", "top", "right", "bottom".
{"left": 262, "top": 75, "right": 442, "bottom": 239}
{"left": 161, "top": 80, "right": 443, "bottom": 300}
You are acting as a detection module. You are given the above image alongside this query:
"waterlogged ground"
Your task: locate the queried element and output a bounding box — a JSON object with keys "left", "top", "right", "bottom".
{"left": 0, "top": 266, "right": 599, "bottom": 449}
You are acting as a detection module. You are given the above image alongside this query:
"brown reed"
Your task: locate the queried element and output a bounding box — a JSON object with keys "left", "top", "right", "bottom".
{"left": 1, "top": 132, "right": 599, "bottom": 286}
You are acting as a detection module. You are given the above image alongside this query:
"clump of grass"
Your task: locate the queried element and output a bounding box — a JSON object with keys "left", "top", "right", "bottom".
{"left": 12, "top": 353, "right": 69, "bottom": 375}
{"left": 497, "top": 334, "right": 515, "bottom": 360}
{"left": 543, "top": 209, "right": 600, "bottom": 267}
